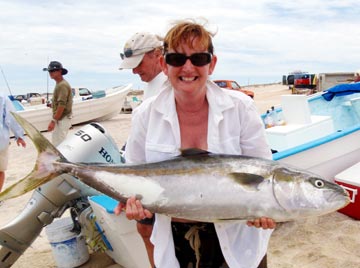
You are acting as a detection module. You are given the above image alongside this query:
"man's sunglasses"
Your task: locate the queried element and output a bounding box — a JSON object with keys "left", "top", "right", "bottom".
{"left": 120, "top": 48, "right": 134, "bottom": 59}
{"left": 120, "top": 47, "right": 156, "bottom": 60}
{"left": 165, "top": 53, "right": 212, "bottom": 67}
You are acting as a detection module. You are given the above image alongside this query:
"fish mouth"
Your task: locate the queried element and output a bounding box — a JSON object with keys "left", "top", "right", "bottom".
{"left": 340, "top": 187, "right": 351, "bottom": 206}
{"left": 328, "top": 186, "right": 351, "bottom": 210}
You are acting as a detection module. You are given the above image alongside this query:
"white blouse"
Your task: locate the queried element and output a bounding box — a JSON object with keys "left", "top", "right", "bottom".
{"left": 125, "top": 81, "right": 273, "bottom": 268}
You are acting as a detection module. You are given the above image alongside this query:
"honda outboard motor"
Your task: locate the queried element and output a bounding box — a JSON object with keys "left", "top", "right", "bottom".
{"left": 0, "top": 122, "right": 123, "bottom": 268}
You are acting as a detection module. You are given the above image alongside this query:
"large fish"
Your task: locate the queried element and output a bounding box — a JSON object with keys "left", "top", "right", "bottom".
{"left": 0, "top": 113, "right": 350, "bottom": 222}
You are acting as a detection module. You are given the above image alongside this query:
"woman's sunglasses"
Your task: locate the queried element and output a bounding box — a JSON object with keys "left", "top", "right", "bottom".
{"left": 165, "top": 53, "right": 212, "bottom": 67}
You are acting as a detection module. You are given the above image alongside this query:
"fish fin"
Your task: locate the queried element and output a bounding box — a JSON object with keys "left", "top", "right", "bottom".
{"left": 0, "top": 113, "right": 67, "bottom": 201}
{"left": 229, "top": 172, "right": 265, "bottom": 190}
{"left": 0, "top": 168, "right": 59, "bottom": 201}
{"left": 11, "top": 112, "right": 65, "bottom": 160}
{"left": 180, "top": 148, "right": 210, "bottom": 157}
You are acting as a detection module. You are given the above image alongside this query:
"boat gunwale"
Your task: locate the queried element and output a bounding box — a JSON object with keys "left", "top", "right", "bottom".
{"left": 272, "top": 92, "right": 360, "bottom": 160}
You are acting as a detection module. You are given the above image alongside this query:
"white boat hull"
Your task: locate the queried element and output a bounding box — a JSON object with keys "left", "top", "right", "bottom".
{"left": 15, "top": 84, "right": 132, "bottom": 132}
{"left": 275, "top": 129, "right": 360, "bottom": 180}
{"left": 269, "top": 90, "right": 360, "bottom": 181}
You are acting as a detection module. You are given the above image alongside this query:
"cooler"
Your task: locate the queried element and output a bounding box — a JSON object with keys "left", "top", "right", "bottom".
{"left": 88, "top": 195, "right": 150, "bottom": 268}
{"left": 334, "top": 162, "right": 360, "bottom": 219}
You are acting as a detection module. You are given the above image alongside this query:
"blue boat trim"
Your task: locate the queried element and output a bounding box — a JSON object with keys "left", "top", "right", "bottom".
{"left": 273, "top": 124, "right": 360, "bottom": 160}
{"left": 11, "top": 99, "right": 25, "bottom": 111}
{"left": 89, "top": 195, "right": 118, "bottom": 214}
{"left": 94, "top": 220, "right": 114, "bottom": 251}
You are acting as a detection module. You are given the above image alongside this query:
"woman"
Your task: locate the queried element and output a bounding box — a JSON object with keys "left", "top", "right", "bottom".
{"left": 119, "top": 19, "right": 275, "bottom": 268}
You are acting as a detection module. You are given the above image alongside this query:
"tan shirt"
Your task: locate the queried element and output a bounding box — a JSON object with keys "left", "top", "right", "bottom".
{"left": 52, "top": 79, "right": 73, "bottom": 119}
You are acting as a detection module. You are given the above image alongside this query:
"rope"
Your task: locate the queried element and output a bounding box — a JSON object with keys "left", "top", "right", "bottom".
{"left": 184, "top": 224, "right": 206, "bottom": 268}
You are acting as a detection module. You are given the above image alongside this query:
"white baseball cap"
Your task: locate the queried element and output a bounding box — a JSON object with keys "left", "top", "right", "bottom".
{"left": 119, "top": 32, "right": 163, "bottom": 70}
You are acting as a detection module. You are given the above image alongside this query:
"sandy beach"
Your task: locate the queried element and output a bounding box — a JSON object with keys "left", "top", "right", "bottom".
{"left": 1, "top": 84, "right": 359, "bottom": 268}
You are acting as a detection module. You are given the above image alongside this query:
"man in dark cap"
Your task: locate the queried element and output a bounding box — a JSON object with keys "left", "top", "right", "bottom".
{"left": 44, "top": 61, "right": 73, "bottom": 146}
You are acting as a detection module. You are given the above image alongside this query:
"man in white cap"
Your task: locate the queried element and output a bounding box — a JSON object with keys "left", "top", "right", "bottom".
{"left": 119, "top": 32, "right": 167, "bottom": 267}
{"left": 44, "top": 61, "right": 73, "bottom": 146}
{"left": 119, "top": 32, "right": 167, "bottom": 100}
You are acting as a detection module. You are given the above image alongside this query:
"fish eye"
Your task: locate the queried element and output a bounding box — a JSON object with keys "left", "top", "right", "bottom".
{"left": 314, "top": 179, "right": 325, "bottom": 188}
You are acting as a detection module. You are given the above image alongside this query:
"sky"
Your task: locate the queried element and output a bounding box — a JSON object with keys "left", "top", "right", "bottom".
{"left": 1, "top": 0, "right": 360, "bottom": 95}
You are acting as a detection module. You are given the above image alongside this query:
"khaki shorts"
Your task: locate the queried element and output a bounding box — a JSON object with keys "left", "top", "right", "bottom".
{"left": 52, "top": 116, "right": 72, "bottom": 147}
{"left": 0, "top": 145, "right": 9, "bottom": 171}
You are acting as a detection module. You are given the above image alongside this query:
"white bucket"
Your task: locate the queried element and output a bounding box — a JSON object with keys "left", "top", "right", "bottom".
{"left": 46, "top": 217, "right": 89, "bottom": 268}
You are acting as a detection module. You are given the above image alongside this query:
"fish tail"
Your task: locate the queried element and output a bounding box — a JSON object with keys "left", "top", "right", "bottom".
{"left": 0, "top": 113, "right": 67, "bottom": 201}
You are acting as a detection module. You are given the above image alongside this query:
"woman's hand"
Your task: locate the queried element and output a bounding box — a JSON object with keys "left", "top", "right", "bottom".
{"left": 247, "top": 217, "right": 276, "bottom": 229}
{"left": 114, "top": 196, "right": 153, "bottom": 221}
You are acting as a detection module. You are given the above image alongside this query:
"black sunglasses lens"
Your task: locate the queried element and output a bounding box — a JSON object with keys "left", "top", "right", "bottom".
{"left": 165, "top": 54, "right": 186, "bottom": 67}
{"left": 121, "top": 49, "right": 133, "bottom": 60}
{"left": 191, "top": 53, "right": 211, "bottom": 66}
{"left": 124, "top": 49, "right": 133, "bottom": 57}
{"left": 165, "top": 53, "right": 211, "bottom": 67}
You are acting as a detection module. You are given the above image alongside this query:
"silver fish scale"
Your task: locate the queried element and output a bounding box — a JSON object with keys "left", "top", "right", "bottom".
{"left": 56, "top": 153, "right": 349, "bottom": 222}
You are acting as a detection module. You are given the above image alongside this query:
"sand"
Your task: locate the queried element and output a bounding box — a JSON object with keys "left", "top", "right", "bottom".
{"left": 1, "top": 83, "right": 359, "bottom": 268}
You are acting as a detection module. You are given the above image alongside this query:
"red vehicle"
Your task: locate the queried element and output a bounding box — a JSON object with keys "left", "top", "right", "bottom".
{"left": 213, "top": 80, "right": 254, "bottom": 98}
{"left": 293, "top": 73, "right": 317, "bottom": 94}
{"left": 294, "top": 73, "right": 311, "bottom": 88}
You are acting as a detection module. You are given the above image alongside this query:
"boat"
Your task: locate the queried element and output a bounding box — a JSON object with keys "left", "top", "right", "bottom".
{"left": 129, "top": 95, "right": 142, "bottom": 110}
{"left": 121, "top": 95, "right": 143, "bottom": 113}
{"left": 11, "top": 84, "right": 132, "bottom": 131}
{"left": 264, "top": 82, "right": 360, "bottom": 181}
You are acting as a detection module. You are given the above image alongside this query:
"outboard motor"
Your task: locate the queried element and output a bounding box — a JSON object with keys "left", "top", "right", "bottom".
{"left": 0, "top": 122, "right": 123, "bottom": 268}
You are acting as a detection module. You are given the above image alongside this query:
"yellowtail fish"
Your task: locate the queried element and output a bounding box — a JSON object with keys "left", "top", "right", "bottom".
{"left": 0, "top": 113, "right": 350, "bottom": 222}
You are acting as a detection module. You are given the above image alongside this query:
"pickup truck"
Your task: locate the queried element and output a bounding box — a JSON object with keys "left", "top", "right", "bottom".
{"left": 213, "top": 80, "right": 254, "bottom": 98}
{"left": 14, "top": 92, "right": 45, "bottom": 105}
{"left": 283, "top": 72, "right": 317, "bottom": 95}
